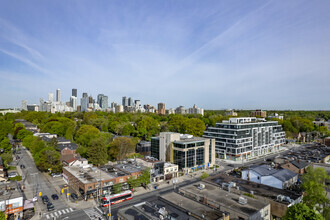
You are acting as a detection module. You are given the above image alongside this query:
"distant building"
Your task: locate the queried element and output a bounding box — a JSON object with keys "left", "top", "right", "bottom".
{"left": 115, "top": 105, "right": 124, "bottom": 113}
{"left": 151, "top": 132, "right": 215, "bottom": 172}
{"left": 97, "top": 94, "right": 108, "bottom": 110}
{"left": 27, "top": 104, "right": 39, "bottom": 112}
{"left": 48, "top": 92, "right": 54, "bottom": 102}
{"left": 225, "top": 109, "right": 238, "bottom": 116}
{"left": 80, "top": 93, "right": 89, "bottom": 112}
{"left": 168, "top": 108, "right": 175, "bottom": 114}
{"left": 56, "top": 89, "right": 61, "bottom": 102}
{"left": 242, "top": 165, "right": 298, "bottom": 189}
{"left": 70, "top": 96, "right": 77, "bottom": 111}
{"left": 204, "top": 117, "right": 286, "bottom": 161}
{"left": 128, "top": 97, "right": 132, "bottom": 107}
{"left": 21, "top": 100, "right": 27, "bottom": 111}
{"left": 122, "top": 96, "right": 128, "bottom": 107}
{"left": 186, "top": 104, "right": 204, "bottom": 116}
{"left": 251, "top": 109, "right": 267, "bottom": 118}
{"left": 268, "top": 113, "right": 284, "bottom": 120}
{"left": 158, "top": 103, "right": 165, "bottom": 115}
{"left": 72, "top": 88, "right": 77, "bottom": 97}
{"left": 175, "top": 106, "right": 185, "bottom": 114}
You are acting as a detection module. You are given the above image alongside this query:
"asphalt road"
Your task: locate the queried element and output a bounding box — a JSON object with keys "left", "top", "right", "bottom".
{"left": 17, "top": 147, "right": 72, "bottom": 218}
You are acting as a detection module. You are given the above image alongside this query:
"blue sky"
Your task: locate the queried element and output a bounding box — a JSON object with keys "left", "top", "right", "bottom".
{"left": 0, "top": 0, "right": 329, "bottom": 110}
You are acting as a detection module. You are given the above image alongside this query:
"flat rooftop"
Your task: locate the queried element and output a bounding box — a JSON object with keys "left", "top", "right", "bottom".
{"left": 205, "top": 174, "right": 302, "bottom": 204}
{"left": 161, "top": 192, "right": 228, "bottom": 219}
{"left": 0, "top": 182, "right": 23, "bottom": 200}
{"left": 64, "top": 166, "right": 115, "bottom": 184}
{"left": 174, "top": 136, "right": 208, "bottom": 143}
{"left": 99, "top": 165, "right": 128, "bottom": 178}
{"left": 179, "top": 181, "right": 269, "bottom": 215}
{"left": 118, "top": 200, "right": 198, "bottom": 220}
{"left": 114, "top": 163, "right": 146, "bottom": 174}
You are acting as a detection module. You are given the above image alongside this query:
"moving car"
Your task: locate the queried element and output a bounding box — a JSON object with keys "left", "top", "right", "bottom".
{"left": 71, "top": 193, "right": 78, "bottom": 200}
{"left": 42, "top": 195, "right": 49, "bottom": 204}
{"left": 51, "top": 194, "right": 59, "bottom": 200}
{"left": 47, "top": 202, "right": 55, "bottom": 211}
{"left": 20, "top": 164, "right": 25, "bottom": 169}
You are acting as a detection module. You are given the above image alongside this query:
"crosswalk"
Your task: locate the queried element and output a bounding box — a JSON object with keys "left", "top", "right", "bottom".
{"left": 45, "top": 208, "right": 74, "bottom": 219}
{"left": 84, "top": 207, "right": 105, "bottom": 220}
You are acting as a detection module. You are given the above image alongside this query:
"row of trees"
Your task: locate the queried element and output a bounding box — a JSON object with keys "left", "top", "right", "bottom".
{"left": 284, "top": 166, "right": 330, "bottom": 219}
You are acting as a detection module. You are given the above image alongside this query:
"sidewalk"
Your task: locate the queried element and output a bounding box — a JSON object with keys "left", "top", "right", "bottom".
{"left": 132, "top": 167, "right": 222, "bottom": 196}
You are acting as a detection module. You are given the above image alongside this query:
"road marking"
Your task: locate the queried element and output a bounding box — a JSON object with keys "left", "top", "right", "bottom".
{"left": 69, "top": 208, "right": 73, "bottom": 212}
{"left": 65, "top": 208, "right": 70, "bottom": 213}
{"left": 62, "top": 209, "right": 66, "bottom": 214}
{"left": 46, "top": 214, "right": 50, "bottom": 219}
{"left": 54, "top": 212, "right": 58, "bottom": 217}
{"left": 50, "top": 213, "right": 54, "bottom": 218}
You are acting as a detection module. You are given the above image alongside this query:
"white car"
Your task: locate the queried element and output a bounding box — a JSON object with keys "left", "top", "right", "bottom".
{"left": 51, "top": 173, "right": 62, "bottom": 178}
{"left": 8, "top": 172, "right": 18, "bottom": 178}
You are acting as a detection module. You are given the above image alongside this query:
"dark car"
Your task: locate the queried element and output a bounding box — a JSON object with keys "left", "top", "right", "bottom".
{"left": 42, "top": 195, "right": 49, "bottom": 204}
{"left": 51, "top": 194, "right": 59, "bottom": 200}
{"left": 47, "top": 202, "right": 55, "bottom": 211}
{"left": 71, "top": 193, "right": 78, "bottom": 200}
{"left": 20, "top": 164, "right": 25, "bottom": 169}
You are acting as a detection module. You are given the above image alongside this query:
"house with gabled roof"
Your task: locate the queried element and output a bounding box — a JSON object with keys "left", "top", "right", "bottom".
{"left": 281, "top": 160, "right": 310, "bottom": 174}
{"left": 242, "top": 165, "right": 298, "bottom": 189}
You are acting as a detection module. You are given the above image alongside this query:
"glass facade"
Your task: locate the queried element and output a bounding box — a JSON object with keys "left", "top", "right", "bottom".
{"left": 173, "top": 150, "right": 186, "bottom": 169}
{"left": 186, "top": 149, "right": 195, "bottom": 168}
{"left": 196, "top": 148, "right": 204, "bottom": 165}
{"left": 151, "top": 137, "right": 160, "bottom": 159}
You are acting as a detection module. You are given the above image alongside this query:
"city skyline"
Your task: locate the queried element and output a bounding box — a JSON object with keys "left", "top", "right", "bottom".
{"left": 0, "top": 1, "right": 330, "bottom": 110}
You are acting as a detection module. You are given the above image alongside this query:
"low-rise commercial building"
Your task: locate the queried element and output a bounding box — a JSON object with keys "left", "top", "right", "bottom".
{"left": 179, "top": 182, "right": 271, "bottom": 220}
{"left": 241, "top": 165, "right": 298, "bottom": 190}
{"left": 205, "top": 173, "right": 303, "bottom": 218}
{"left": 281, "top": 160, "right": 310, "bottom": 174}
{"left": 0, "top": 182, "right": 24, "bottom": 220}
{"left": 63, "top": 166, "right": 116, "bottom": 200}
{"left": 118, "top": 192, "right": 229, "bottom": 220}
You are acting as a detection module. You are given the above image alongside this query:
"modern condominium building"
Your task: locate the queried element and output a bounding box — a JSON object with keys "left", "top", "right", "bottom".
{"left": 203, "top": 117, "right": 286, "bottom": 161}
{"left": 151, "top": 132, "right": 215, "bottom": 172}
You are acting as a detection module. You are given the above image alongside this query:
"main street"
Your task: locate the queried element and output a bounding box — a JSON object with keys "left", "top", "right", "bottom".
{"left": 17, "top": 146, "right": 77, "bottom": 219}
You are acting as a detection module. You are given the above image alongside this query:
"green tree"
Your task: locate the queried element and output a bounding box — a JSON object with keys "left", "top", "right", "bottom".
{"left": 138, "top": 168, "right": 150, "bottom": 186}
{"left": 283, "top": 203, "right": 323, "bottom": 220}
{"left": 168, "top": 115, "right": 188, "bottom": 133}
{"left": 302, "top": 166, "right": 330, "bottom": 216}
{"left": 127, "top": 177, "right": 141, "bottom": 189}
{"left": 0, "top": 137, "right": 11, "bottom": 152}
{"left": 34, "top": 147, "right": 61, "bottom": 172}
{"left": 113, "top": 183, "right": 122, "bottom": 194}
{"left": 186, "top": 118, "right": 206, "bottom": 137}
{"left": 108, "top": 137, "right": 135, "bottom": 161}
{"left": 136, "top": 116, "right": 160, "bottom": 140}
{"left": 200, "top": 172, "right": 209, "bottom": 180}
{"left": 1, "top": 152, "right": 13, "bottom": 167}
{"left": 0, "top": 120, "right": 12, "bottom": 141}
{"left": 75, "top": 125, "right": 100, "bottom": 147}
{"left": 16, "top": 129, "right": 33, "bottom": 140}
{"left": 87, "top": 136, "right": 108, "bottom": 166}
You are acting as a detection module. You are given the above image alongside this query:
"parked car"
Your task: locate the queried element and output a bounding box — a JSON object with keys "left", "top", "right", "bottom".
{"left": 47, "top": 202, "right": 55, "bottom": 211}
{"left": 42, "top": 195, "right": 49, "bottom": 204}
{"left": 20, "top": 164, "right": 25, "bottom": 169}
{"left": 51, "top": 173, "right": 62, "bottom": 178}
{"left": 71, "top": 193, "right": 78, "bottom": 200}
{"left": 16, "top": 156, "right": 20, "bottom": 160}
{"left": 51, "top": 194, "right": 59, "bottom": 200}
{"left": 8, "top": 172, "right": 18, "bottom": 178}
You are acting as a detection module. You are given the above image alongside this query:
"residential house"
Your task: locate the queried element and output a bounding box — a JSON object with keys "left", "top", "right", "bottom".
{"left": 242, "top": 165, "right": 298, "bottom": 189}
{"left": 281, "top": 160, "right": 310, "bottom": 174}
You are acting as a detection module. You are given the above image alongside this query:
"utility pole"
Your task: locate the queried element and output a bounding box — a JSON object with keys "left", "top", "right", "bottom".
{"left": 108, "top": 198, "right": 111, "bottom": 220}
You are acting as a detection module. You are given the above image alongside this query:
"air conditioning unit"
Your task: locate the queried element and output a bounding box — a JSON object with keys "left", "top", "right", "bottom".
{"left": 238, "top": 197, "right": 247, "bottom": 205}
